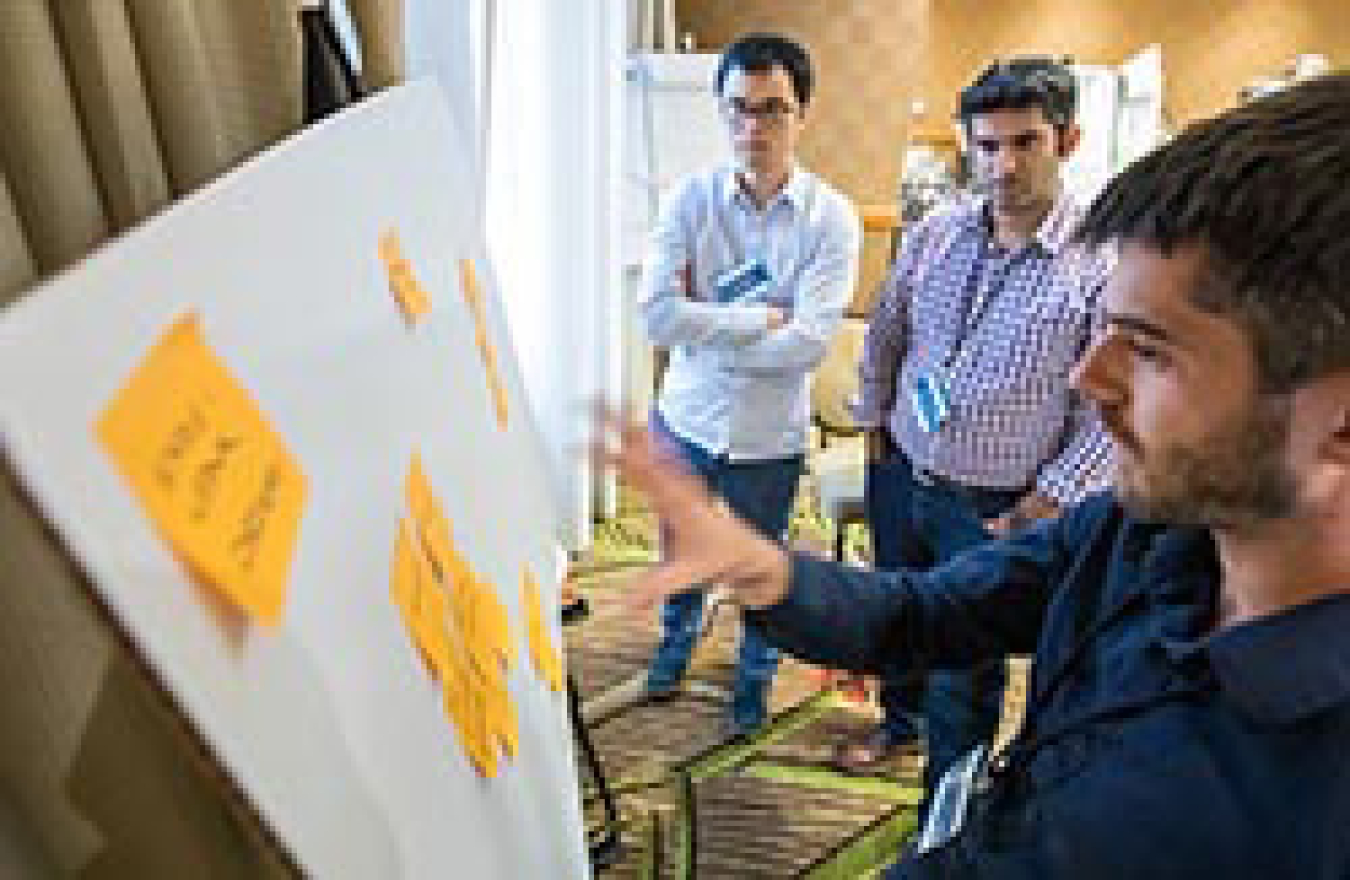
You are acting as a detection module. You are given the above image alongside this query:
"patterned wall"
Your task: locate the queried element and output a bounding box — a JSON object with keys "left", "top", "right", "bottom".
{"left": 679, "top": 0, "right": 1350, "bottom": 310}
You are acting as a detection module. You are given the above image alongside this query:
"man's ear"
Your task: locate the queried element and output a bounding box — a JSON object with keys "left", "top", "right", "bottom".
{"left": 1304, "top": 376, "right": 1350, "bottom": 474}
{"left": 1323, "top": 402, "right": 1350, "bottom": 468}
{"left": 1056, "top": 123, "right": 1082, "bottom": 158}
{"left": 1285, "top": 382, "right": 1350, "bottom": 510}
{"left": 1305, "top": 397, "right": 1350, "bottom": 510}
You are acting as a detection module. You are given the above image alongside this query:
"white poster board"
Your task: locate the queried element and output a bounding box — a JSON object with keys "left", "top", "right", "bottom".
{"left": 0, "top": 81, "right": 587, "bottom": 879}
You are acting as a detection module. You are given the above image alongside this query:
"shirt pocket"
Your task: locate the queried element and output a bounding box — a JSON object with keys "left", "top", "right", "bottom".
{"left": 690, "top": 218, "right": 739, "bottom": 303}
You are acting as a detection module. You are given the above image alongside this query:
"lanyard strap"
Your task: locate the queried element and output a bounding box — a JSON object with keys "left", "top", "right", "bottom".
{"left": 938, "top": 237, "right": 1016, "bottom": 372}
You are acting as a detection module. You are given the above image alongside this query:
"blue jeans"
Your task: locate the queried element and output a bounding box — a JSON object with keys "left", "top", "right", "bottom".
{"left": 645, "top": 414, "right": 804, "bottom": 730}
{"left": 866, "top": 451, "right": 1021, "bottom": 804}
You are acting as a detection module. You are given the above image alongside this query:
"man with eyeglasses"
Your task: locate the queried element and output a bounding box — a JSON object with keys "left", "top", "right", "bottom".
{"left": 604, "top": 70, "right": 1350, "bottom": 880}
{"left": 836, "top": 59, "right": 1114, "bottom": 805}
{"left": 639, "top": 33, "right": 860, "bottom": 738}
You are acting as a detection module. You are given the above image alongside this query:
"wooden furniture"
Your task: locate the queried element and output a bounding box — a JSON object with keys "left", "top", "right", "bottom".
{"left": 859, "top": 202, "right": 900, "bottom": 232}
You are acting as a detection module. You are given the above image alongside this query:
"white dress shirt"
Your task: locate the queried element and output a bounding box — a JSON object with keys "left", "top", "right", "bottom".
{"left": 641, "top": 165, "right": 861, "bottom": 460}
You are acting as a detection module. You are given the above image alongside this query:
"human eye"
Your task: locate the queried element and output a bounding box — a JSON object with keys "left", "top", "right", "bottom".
{"left": 1125, "top": 334, "right": 1167, "bottom": 365}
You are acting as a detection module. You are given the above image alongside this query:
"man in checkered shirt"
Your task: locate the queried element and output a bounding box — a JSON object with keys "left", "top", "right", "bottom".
{"left": 840, "top": 59, "right": 1114, "bottom": 803}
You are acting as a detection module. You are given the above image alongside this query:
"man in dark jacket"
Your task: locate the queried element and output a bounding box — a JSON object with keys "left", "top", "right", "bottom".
{"left": 600, "top": 72, "right": 1350, "bottom": 879}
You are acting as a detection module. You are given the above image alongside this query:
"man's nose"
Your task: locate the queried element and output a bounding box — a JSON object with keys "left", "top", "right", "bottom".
{"left": 742, "top": 114, "right": 770, "bottom": 134}
{"left": 1071, "top": 334, "right": 1118, "bottom": 404}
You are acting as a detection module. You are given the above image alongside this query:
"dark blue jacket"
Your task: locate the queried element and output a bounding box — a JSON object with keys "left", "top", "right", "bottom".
{"left": 750, "top": 494, "right": 1350, "bottom": 879}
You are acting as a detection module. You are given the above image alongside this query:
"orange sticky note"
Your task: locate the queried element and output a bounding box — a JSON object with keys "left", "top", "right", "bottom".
{"left": 404, "top": 454, "right": 465, "bottom": 580}
{"left": 488, "top": 372, "right": 509, "bottom": 430}
{"left": 462, "top": 671, "right": 497, "bottom": 777}
{"left": 457, "top": 256, "right": 509, "bottom": 429}
{"left": 497, "top": 691, "right": 519, "bottom": 758}
{"left": 455, "top": 576, "right": 477, "bottom": 646}
{"left": 405, "top": 453, "right": 439, "bottom": 525}
{"left": 463, "top": 581, "right": 497, "bottom": 680}
{"left": 548, "top": 647, "right": 564, "bottom": 692}
{"left": 473, "top": 325, "right": 508, "bottom": 430}
{"left": 441, "top": 553, "right": 474, "bottom": 635}
{"left": 390, "top": 519, "right": 421, "bottom": 625}
{"left": 392, "top": 518, "right": 453, "bottom": 679}
{"left": 480, "top": 584, "right": 515, "bottom": 669}
{"left": 421, "top": 513, "right": 457, "bottom": 580}
{"left": 479, "top": 340, "right": 497, "bottom": 372}
{"left": 393, "top": 457, "right": 522, "bottom": 771}
{"left": 97, "top": 314, "right": 307, "bottom": 625}
{"left": 445, "top": 628, "right": 510, "bottom": 775}
{"left": 396, "top": 278, "right": 432, "bottom": 321}
{"left": 414, "top": 579, "right": 456, "bottom": 678}
{"left": 458, "top": 257, "right": 485, "bottom": 317}
{"left": 484, "top": 681, "right": 519, "bottom": 759}
{"left": 442, "top": 668, "right": 477, "bottom": 761}
{"left": 378, "top": 229, "right": 402, "bottom": 264}
{"left": 410, "top": 541, "right": 443, "bottom": 677}
{"left": 522, "top": 567, "right": 562, "bottom": 692}
{"left": 522, "top": 570, "right": 540, "bottom": 654}
{"left": 380, "top": 230, "right": 431, "bottom": 322}
{"left": 443, "top": 545, "right": 471, "bottom": 593}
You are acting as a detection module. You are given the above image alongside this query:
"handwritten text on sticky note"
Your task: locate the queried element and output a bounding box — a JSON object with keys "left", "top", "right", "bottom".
{"left": 97, "top": 314, "right": 307, "bottom": 624}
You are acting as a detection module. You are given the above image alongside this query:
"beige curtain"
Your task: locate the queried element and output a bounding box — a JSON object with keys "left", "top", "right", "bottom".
{"left": 0, "top": 1, "right": 402, "bottom": 875}
{"left": 0, "top": 0, "right": 403, "bottom": 301}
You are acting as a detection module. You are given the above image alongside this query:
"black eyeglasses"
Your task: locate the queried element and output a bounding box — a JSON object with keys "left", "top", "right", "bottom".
{"left": 720, "top": 97, "right": 798, "bottom": 127}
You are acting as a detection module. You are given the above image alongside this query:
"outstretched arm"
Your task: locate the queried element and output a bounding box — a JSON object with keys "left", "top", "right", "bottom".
{"left": 596, "top": 411, "right": 1080, "bottom": 676}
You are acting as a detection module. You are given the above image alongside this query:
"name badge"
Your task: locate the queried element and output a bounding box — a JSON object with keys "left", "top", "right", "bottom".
{"left": 911, "top": 373, "right": 951, "bottom": 433}
{"left": 914, "top": 744, "right": 988, "bottom": 855}
{"left": 713, "top": 259, "right": 772, "bottom": 304}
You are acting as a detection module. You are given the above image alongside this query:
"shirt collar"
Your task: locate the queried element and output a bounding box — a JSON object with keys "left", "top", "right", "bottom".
{"left": 1143, "top": 525, "right": 1350, "bottom": 725}
{"left": 961, "top": 190, "right": 1082, "bottom": 256}
{"left": 719, "top": 164, "right": 807, "bottom": 212}
{"left": 1204, "top": 592, "right": 1350, "bottom": 725}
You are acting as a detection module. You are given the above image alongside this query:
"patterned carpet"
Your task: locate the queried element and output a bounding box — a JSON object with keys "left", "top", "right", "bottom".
{"left": 566, "top": 449, "right": 1031, "bottom": 878}
{"left": 565, "top": 440, "right": 1034, "bottom": 876}
{"left": 564, "top": 568, "right": 918, "bottom": 879}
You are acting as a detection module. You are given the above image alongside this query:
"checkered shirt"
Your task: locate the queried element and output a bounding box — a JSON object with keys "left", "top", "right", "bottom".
{"left": 854, "top": 193, "right": 1113, "bottom": 504}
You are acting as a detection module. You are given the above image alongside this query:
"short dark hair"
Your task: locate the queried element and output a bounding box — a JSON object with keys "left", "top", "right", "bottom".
{"left": 715, "top": 33, "right": 813, "bottom": 108}
{"left": 1077, "top": 72, "right": 1350, "bottom": 394}
{"left": 958, "top": 57, "right": 1077, "bottom": 129}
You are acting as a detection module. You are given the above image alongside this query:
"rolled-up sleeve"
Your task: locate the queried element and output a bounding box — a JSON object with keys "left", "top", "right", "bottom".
{"left": 640, "top": 179, "right": 777, "bottom": 349}
{"left": 723, "top": 199, "right": 861, "bottom": 377}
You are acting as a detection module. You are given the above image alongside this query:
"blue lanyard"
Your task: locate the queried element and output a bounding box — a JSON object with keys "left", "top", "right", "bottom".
{"left": 939, "top": 236, "right": 1027, "bottom": 373}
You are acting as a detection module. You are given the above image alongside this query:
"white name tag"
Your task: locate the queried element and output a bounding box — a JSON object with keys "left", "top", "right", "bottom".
{"left": 713, "top": 259, "right": 772, "bottom": 304}
{"left": 911, "top": 373, "right": 951, "bottom": 433}
{"left": 915, "top": 744, "right": 987, "bottom": 855}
